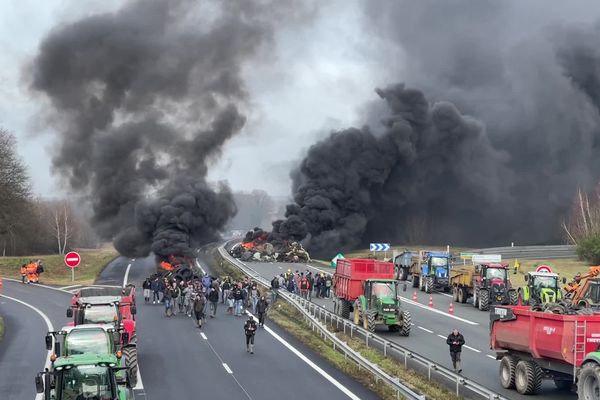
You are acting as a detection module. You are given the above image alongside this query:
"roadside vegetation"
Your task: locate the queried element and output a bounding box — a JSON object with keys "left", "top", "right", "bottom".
{"left": 504, "top": 258, "right": 587, "bottom": 288}
{"left": 0, "top": 248, "right": 118, "bottom": 285}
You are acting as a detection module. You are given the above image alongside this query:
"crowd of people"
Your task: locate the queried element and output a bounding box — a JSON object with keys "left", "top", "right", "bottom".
{"left": 270, "top": 268, "right": 332, "bottom": 301}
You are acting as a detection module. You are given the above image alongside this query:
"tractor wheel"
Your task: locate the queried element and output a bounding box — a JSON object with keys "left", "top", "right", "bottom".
{"left": 499, "top": 355, "right": 517, "bottom": 389}
{"left": 458, "top": 287, "right": 468, "bottom": 304}
{"left": 399, "top": 310, "right": 411, "bottom": 336}
{"left": 339, "top": 300, "right": 350, "bottom": 319}
{"left": 473, "top": 290, "right": 479, "bottom": 308}
{"left": 514, "top": 360, "right": 542, "bottom": 395}
{"left": 578, "top": 308, "right": 594, "bottom": 316}
{"left": 412, "top": 276, "right": 419, "bottom": 288}
{"left": 425, "top": 276, "right": 434, "bottom": 294}
{"left": 578, "top": 362, "right": 600, "bottom": 400}
{"left": 508, "top": 290, "right": 518, "bottom": 305}
{"left": 452, "top": 287, "right": 459, "bottom": 302}
{"left": 398, "top": 268, "right": 408, "bottom": 281}
{"left": 122, "top": 346, "right": 138, "bottom": 388}
{"left": 364, "top": 310, "right": 376, "bottom": 332}
{"left": 545, "top": 303, "right": 567, "bottom": 314}
{"left": 478, "top": 290, "right": 490, "bottom": 311}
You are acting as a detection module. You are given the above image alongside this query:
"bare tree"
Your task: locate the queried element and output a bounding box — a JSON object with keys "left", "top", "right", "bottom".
{"left": 45, "top": 200, "right": 78, "bottom": 254}
{"left": 563, "top": 186, "right": 600, "bottom": 245}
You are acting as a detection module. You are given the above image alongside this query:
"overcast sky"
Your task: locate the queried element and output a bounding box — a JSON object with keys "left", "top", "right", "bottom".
{"left": 0, "top": 0, "right": 397, "bottom": 198}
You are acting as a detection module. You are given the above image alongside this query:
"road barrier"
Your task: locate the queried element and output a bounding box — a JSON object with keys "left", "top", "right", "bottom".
{"left": 476, "top": 245, "right": 576, "bottom": 260}
{"left": 218, "top": 244, "right": 508, "bottom": 400}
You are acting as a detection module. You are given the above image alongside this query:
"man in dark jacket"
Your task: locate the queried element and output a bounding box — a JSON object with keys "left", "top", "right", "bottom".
{"left": 256, "top": 296, "right": 268, "bottom": 327}
{"left": 446, "top": 329, "right": 465, "bottom": 373}
{"left": 208, "top": 287, "right": 219, "bottom": 318}
{"left": 233, "top": 285, "right": 244, "bottom": 316}
{"left": 142, "top": 278, "right": 152, "bottom": 303}
{"left": 270, "top": 276, "right": 279, "bottom": 304}
{"left": 244, "top": 315, "right": 257, "bottom": 354}
{"left": 193, "top": 293, "right": 206, "bottom": 328}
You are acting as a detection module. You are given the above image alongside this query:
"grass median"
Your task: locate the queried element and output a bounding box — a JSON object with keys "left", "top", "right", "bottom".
{"left": 0, "top": 248, "right": 119, "bottom": 286}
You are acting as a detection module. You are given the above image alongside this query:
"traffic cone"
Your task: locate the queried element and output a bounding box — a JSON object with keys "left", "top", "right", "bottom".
{"left": 448, "top": 302, "right": 454, "bottom": 314}
{"left": 428, "top": 295, "right": 433, "bottom": 307}
{"left": 412, "top": 291, "right": 418, "bottom": 301}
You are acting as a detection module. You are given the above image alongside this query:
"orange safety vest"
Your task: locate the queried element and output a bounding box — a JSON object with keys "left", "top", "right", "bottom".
{"left": 20, "top": 266, "right": 27, "bottom": 275}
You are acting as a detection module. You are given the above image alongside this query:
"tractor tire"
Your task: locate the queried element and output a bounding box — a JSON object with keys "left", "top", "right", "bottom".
{"left": 412, "top": 276, "right": 419, "bottom": 288}
{"left": 398, "top": 268, "right": 408, "bottom": 281}
{"left": 339, "top": 300, "right": 350, "bottom": 319}
{"left": 364, "top": 310, "right": 376, "bottom": 332}
{"left": 508, "top": 290, "right": 518, "bottom": 305}
{"left": 123, "top": 346, "right": 138, "bottom": 388}
{"left": 514, "top": 360, "right": 542, "bottom": 395}
{"left": 478, "top": 290, "right": 490, "bottom": 311}
{"left": 425, "top": 276, "right": 434, "bottom": 294}
{"left": 578, "top": 362, "right": 600, "bottom": 400}
{"left": 399, "top": 310, "right": 411, "bottom": 336}
{"left": 452, "top": 287, "right": 459, "bottom": 302}
{"left": 578, "top": 308, "right": 594, "bottom": 316}
{"left": 545, "top": 303, "right": 567, "bottom": 314}
{"left": 499, "top": 355, "right": 517, "bottom": 389}
{"left": 458, "top": 287, "right": 468, "bottom": 304}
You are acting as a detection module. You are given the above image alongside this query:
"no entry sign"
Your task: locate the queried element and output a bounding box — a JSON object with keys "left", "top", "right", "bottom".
{"left": 64, "top": 252, "right": 81, "bottom": 268}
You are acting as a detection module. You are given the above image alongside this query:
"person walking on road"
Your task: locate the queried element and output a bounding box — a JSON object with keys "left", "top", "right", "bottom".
{"left": 299, "top": 273, "right": 310, "bottom": 299}
{"left": 446, "top": 329, "right": 465, "bottom": 373}
{"left": 164, "top": 282, "right": 175, "bottom": 317}
{"left": 233, "top": 284, "right": 244, "bottom": 316}
{"left": 270, "top": 275, "right": 279, "bottom": 304}
{"left": 250, "top": 284, "right": 260, "bottom": 313}
{"left": 208, "top": 286, "right": 219, "bottom": 318}
{"left": 193, "top": 292, "right": 206, "bottom": 328}
{"left": 142, "top": 278, "right": 152, "bottom": 303}
{"left": 222, "top": 278, "right": 231, "bottom": 304}
{"left": 244, "top": 315, "right": 257, "bottom": 354}
{"left": 256, "top": 296, "right": 268, "bottom": 327}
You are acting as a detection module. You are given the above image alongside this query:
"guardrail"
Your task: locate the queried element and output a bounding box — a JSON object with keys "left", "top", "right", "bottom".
{"left": 476, "top": 245, "right": 576, "bottom": 260}
{"left": 218, "top": 245, "right": 508, "bottom": 400}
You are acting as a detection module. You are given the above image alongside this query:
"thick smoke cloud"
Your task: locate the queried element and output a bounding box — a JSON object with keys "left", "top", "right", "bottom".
{"left": 275, "top": 1, "right": 600, "bottom": 257}
{"left": 29, "top": 0, "right": 293, "bottom": 257}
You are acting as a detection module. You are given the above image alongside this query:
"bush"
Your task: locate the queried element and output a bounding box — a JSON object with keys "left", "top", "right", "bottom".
{"left": 577, "top": 234, "right": 600, "bottom": 264}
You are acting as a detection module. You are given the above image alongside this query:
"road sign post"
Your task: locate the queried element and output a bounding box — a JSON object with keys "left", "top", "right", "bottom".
{"left": 64, "top": 251, "right": 81, "bottom": 282}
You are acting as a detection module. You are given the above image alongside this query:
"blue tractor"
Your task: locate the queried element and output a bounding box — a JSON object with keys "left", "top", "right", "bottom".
{"left": 413, "top": 251, "right": 451, "bottom": 293}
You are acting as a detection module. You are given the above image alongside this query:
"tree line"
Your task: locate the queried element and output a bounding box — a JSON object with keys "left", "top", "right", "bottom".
{"left": 0, "top": 128, "right": 99, "bottom": 256}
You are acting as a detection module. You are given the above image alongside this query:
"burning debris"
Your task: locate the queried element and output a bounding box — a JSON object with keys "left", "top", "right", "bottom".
{"left": 229, "top": 227, "right": 310, "bottom": 262}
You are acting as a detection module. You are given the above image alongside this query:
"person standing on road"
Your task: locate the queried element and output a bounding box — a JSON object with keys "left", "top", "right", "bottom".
{"left": 446, "top": 329, "right": 465, "bottom": 373}
{"left": 325, "top": 275, "right": 332, "bottom": 298}
{"left": 193, "top": 292, "right": 206, "bottom": 328}
{"left": 270, "top": 275, "right": 279, "bottom": 304}
{"left": 250, "top": 283, "right": 260, "bottom": 313}
{"left": 163, "top": 283, "right": 174, "bottom": 317}
{"left": 244, "top": 315, "right": 257, "bottom": 354}
{"left": 233, "top": 284, "right": 244, "bottom": 316}
{"left": 20, "top": 264, "right": 27, "bottom": 284}
{"left": 208, "top": 286, "right": 219, "bottom": 318}
{"left": 299, "top": 273, "right": 310, "bottom": 299}
{"left": 151, "top": 277, "right": 160, "bottom": 304}
{"left": 256, "top": 296, "right": 268, "bottom": 327}
{"left": 142, "top": 278, "right": 151, "bottom": 303}
{"left": 222, "top": 278, "right": 231, "bottom": 304}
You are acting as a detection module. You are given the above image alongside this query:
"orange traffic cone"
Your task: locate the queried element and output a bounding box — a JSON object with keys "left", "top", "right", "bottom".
{"left": 412, "top": 291, "right": 418, "bottom": 301}
{"left": 448, "top": 302, "right": 454, "bottom": 314}
{"left": 428, "top": 295, "right": 433, "bottom": 307}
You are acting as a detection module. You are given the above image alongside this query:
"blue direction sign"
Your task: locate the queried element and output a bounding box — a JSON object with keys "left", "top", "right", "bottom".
{"left": 370, "top": 243, "right": 390, "bottom": 252}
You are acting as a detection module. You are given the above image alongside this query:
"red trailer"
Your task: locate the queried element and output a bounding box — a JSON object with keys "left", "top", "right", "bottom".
{"left": 490, "top": 305, "right": 600, "bottom": 396}
{"left": 334, "top": 258, "right": 396, "bottom": 302}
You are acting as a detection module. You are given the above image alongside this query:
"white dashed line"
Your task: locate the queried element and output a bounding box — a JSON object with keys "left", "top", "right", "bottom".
{"left": 464, "top": 345, "right": 481, "bottom": 353}
{"left": 222, "top": 363, "right": 233, "bottom": 374}
{"left": 418, "top": 326, "right": 434, "bottom": 333}
{"left": 437, "top": 334, "right": 446, "bottom": 339}
{"left": 487, "top": 355, "right": 497, "bottom": 360}
{"left": 200, "top": 332, "right": 207, "bottom": 340}
{"left": 400, "top": 296, "right": 479, "bottom": 325}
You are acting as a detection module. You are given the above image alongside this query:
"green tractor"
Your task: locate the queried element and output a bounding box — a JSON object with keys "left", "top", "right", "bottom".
{"left": 45, "top": 324, "right": 137, "bottom": 387}
{"left": 520, "top": 271, "right": 564, "bottom": 308}
{"left": 353, "top": 279, "right": 411, "bottom": 336}
{"left": 35, "top": 353, "right": 133, "bottom": 400}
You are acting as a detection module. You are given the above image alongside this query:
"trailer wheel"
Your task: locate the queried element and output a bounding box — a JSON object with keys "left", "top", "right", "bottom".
{"left": 452, "top": 287, "right": 459, "bottom": 302}
{"left": 499, "top": 355, "right": 517, "bottom": 389}
{"left": 508, "top": 290, "right": 518, "bottom": 305}
{"left": 339, "top": 300, "right": 350, "bottom": 319}
{"left": 578, "top": 362, "right": 600, "bottom": 400}
{"left": 412, "top": 276, "right": 419, "bottom": 288}
{"left": 425, "top": 276, "right": 434, "bottom": 294}
{"left": 458, "top": 287, "right": 468, "bottom": 304}
{"left": 399, "top": 310, "right": 411, "bottom": 336}
{"left": 478, "top": 290, "right": 490, "bottom": 311}
{"left": 364, "top": 310, "right": 376, "bottom": 332}
{"left": 515, "top": 360, "right": 542, "bottom": 395}
{"left": 123, "top": 346, "right": 138, "bottom": 388}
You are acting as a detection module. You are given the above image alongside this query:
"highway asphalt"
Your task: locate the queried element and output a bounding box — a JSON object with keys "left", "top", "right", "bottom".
{"left": 0, "top": 253, "right": 380, "bottom": 400}
{"left": 241, "top": 260, "right": 577, "bottom": 400}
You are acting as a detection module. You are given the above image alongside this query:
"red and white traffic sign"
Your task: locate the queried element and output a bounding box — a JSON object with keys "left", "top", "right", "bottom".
{"left": 64, "top": 251, "right": 81, "bottom": 268}
{"left": 535, "top": 265, "right": 553, "bottom": 273}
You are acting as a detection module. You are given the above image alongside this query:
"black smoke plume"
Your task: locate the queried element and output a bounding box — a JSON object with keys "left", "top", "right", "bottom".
{"left": 275, "top": 1, "right": 600, "bottom": 257}
{"left": 28, "top": 0, "right": 290, "bottom": 257}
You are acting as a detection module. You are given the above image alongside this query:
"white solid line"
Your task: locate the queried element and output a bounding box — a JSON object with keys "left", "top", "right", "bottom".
{"left": 3, "top": 294, "right": 54, "bottom": 400}
{"left": 437, "top": 334, "right": 447, "bottom": 339}
{"left": 123, "top": 263, "right": 132, "bottom": 288}
{"left": 3, "top": 278, "right": 71, "bottom": 293}
{"left": 487, "top": 355, "right": 497, "bottom": 360}
{"left": 200, "top": 332, "right": 207, "bottom": 340}
{"left": 195, "top": 259, "right": 206, "bottom": 275}
{"left": 418, "top": 326, "right": 434, "bottom": 333}
{"left": 439, "top": 293, "right": 453, "bottom": 298}
{"left": 399, "top": 295, "right": 479, "bottom": 325}
{"left": 464, "top": 345, "right": 481, "bottom": 353}
{"left": 245, "top": 311, "right": 361, "bottom": 400}
{"left": 222, "top": 363, "right": 233, "bottom": 374}
{"left": 58, "top": 284, "right": 82, "bottom": 290}
{"left": 133, "top": 366, "right": 145, "bottom": 390}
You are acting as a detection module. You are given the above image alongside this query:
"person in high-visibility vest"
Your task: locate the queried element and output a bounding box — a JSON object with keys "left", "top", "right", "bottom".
{"left": 513, "top": 260, "right": 520, "bottom": 275}
{"left": 20, "top": 264, "right": 27, "bottom": 283}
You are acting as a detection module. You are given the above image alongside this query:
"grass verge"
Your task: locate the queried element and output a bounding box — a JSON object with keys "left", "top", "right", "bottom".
{"left": 0, "top": 248, "right": 119, "bottom": 286}
{"left": 502, "top": 258, "right": 587, "bottom": 288}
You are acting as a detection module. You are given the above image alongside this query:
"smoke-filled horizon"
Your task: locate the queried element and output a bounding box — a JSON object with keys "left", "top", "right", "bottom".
{"left": 273, "top": 1, "right": 600, "bottom": 257}
{"left": 27, "top": 0, "right": 306, "bottom": 258}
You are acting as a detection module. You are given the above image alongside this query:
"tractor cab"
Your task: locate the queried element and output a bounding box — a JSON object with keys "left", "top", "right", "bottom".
{"left": 364, "top": 279, "right": 398, "bottom": 310}
{"left": 35, "top": 354, "right": 132, "bottom": 400}
{"left": 46, "top": 325, "right": 127, "bottom": 358}
{"left": 68, "top": 296, "right": 136, "bottom": 326}
{"left": 523, "top": 271, "right": 562, "bottom": 305}
{"left": 421, "top": 252, "right": 450, "bottom": 279}
{"left": 477, "top": 263, "right": 511, "bottom": 288}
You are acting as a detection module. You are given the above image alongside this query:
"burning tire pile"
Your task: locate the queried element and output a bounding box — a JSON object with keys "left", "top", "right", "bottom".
{"left": 229, "top": 228, "right": 311, "bottom": 263}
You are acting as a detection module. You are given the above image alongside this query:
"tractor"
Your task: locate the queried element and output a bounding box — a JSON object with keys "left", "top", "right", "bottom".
{"left": 451, "top": 263, "right": 517, "bottom": 311}
{"left": 520, "top": 271, "right": 564, "bottom": 308}
{"left": 352, "top": 279, "right": 411, "bottom": 335}
{"left": 414, "top": 251, "right": 451, "bottom": 293}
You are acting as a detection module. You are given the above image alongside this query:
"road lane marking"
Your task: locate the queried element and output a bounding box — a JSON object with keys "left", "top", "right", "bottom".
{"left": 464, "top": 345, "right": 481, "bottom": 353}
{"left": 4, "top": 278, "right": 71, "bottom": 293}
{"left": 200, "top": 332, "right": 207, "bottom": 340}
{"left": 418, "top": 326, "right": 434, "bottom": 333}
{"left": 123, "top": 263, "right": 132, "bottom": 287}
{"left": 3, "top": 294, "right": 54, "bottom": 400}
{"left": 223, "top": 363, "right": 233, "bottom": 374}
{"left": 59, "top": 284, "right": 82, "bottom": 290}
{"left": 437, "top": 334, "right": 447, "bottom": 339}
{"left": 245, "top": 311, "right": 361, "bottom": 400}
{"left": 487, "top": 355, "right": 497, "bottom": 360}
{"left": 399, "top": 296, "right": 479, "bottom": 325}
{"left": 195, "top": 259, "right": 206, "bottom": 275}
